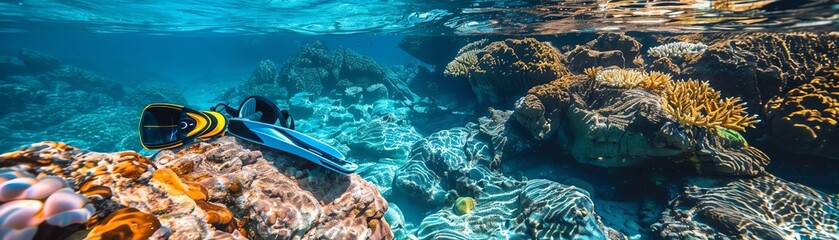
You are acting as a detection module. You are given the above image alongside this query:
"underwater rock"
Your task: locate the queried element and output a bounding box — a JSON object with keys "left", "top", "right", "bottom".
{"left": 0, "top": 83, "right": 44, "bottom": 118}
{"left": 417, "top": 179, "right": 625, "bottom": 239}
{"left": 652, "top": 174, "right": 839, "bottom": 239}
{"left": 17, "top": 49, "right": 61, "bottom": 74}
{"left": 765, "top": 73, "right": 839, "bottom": 159}
{"left": 36, "top": 65, "right": 123, "bottom": 98}
{"left": 477, "top": 108, "right": 534, "bottom": 168}
{"left": 0, "top": 87, "right": 116, "bottom": 132}
{"left": 0, "top": 55, "right": 25, "bottom": 78}
{"left": 278, "top": 41, "right": 414, "bottom": 103}
{"left": 445, "top": 38, "right": 569, "bottom": 105}
{"left": 566, "top": 33, "right": 644, "bottom": 73}
{"left": 513, "top": 75, "right": 581, "bottom": 140}
{"left": 675, "top": 32, "right": 839, "bottom": 108}
{"left": 237, "top": 59, "right": 287, "bottom": 101}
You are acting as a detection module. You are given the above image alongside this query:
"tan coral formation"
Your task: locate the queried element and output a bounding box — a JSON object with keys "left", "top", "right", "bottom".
{"left": 765, "top": 74, "right": 839, "bottom": 158}
{"left": 446, "top": 38, "right": 569, "bottom": 104}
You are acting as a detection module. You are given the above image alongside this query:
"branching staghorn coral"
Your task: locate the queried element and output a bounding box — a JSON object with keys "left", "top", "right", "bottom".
{"left": 647, "top": 42, "right": 708, "bottom": 59}
{"left": 660, "top": 80, "right": 759, "bottom": 132}
{"left": 593, "top": 68, "right": 671, "bottom": 91}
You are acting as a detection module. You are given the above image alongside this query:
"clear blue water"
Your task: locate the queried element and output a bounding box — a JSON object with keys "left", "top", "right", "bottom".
{"left": 0, "top": 1, "right": 838, "bottom": 240}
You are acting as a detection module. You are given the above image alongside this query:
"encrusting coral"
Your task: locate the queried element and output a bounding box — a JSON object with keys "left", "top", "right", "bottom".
{"left": 765, "top": 73, "right": 839, "bottom": 158}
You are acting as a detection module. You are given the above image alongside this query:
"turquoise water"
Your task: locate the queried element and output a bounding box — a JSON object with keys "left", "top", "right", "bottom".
{"left": 0, "top": 1, "right": 838, "bottom": 240}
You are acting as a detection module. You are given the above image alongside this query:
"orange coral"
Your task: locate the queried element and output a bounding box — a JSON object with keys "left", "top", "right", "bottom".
{"left": 85, "top": 208, "right": 161, "bottom": 240}
{"left": 196, "top": 200, "right": 234, "bottom": 226}
{"left": 151, "top": 168, "right": 207, "bottom": 201}
{"left": 660, "top": 80, "right": 759, "bottom": 132}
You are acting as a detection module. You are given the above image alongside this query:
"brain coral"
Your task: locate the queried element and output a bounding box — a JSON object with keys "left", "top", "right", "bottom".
{"left": 445, "top": 38, "right": 569, "bottom": 104}
{"left": 765, "top": 75, "right": 839, "bottom": 158}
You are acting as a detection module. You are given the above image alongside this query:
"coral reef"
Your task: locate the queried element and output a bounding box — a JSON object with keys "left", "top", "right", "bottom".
{"left": 445, "top": 38, "right": 569, "bottom": 104}
{"left": 416, "top": 178, "right": 625, "bottom": 239}
{"left": 765, "top": 74, "right": 839, "bottom": 158}
{"left": 566, "top": 33, "right": 644, "bottom": 73}
{"left": 652, "top": 174, "right": 839, "bottom": 239}
{"left": 646, "top": 42, "right": 707, "bottom": 60}
{"left": 0, "top": 137, "right": 392, "bottom": 239}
